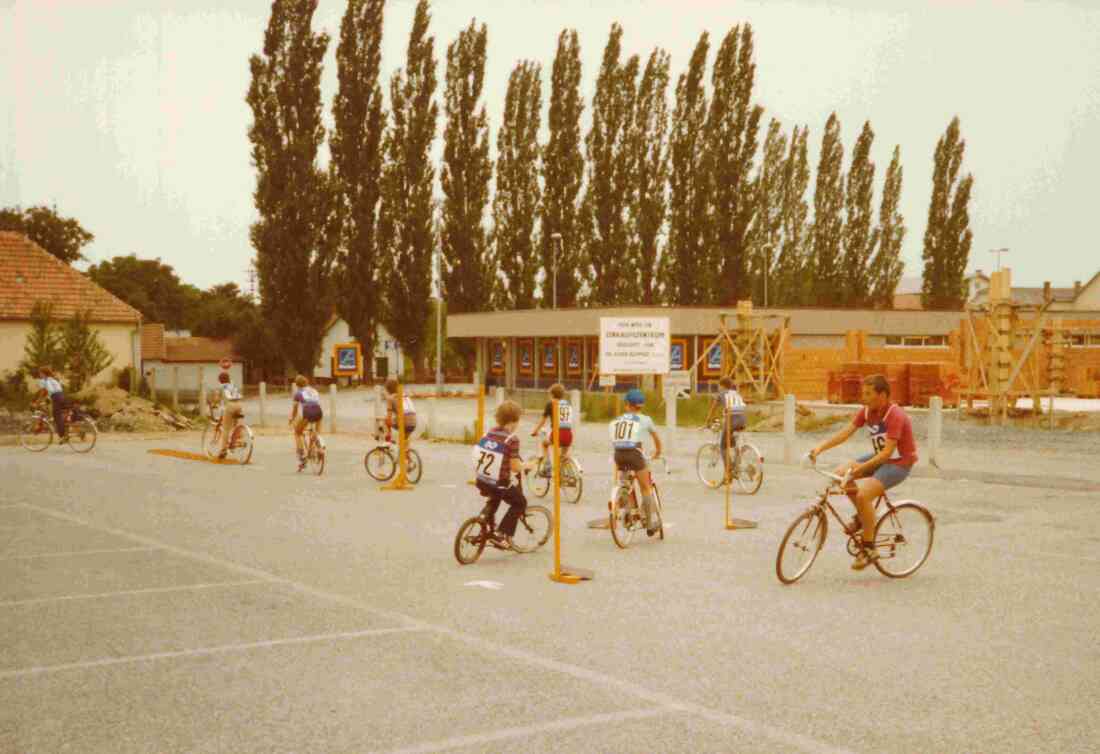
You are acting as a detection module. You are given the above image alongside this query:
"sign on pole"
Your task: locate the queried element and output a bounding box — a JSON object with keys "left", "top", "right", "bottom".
{"left": 598, "top": 373, "right": 616, "bottom": 388}
{"left": 599, "top": 317, "right": 670, "bottom": 375}
{"left": 664, "top": 369, "right": 691, "bottom": 393}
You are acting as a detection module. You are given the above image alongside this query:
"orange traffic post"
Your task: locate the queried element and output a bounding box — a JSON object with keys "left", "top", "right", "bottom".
{"left": 724, "top": 404, "right": 757, "bottom": 530}
{"left": 549, "top": 403, "right": 593, "bottom": 583}
{"left": 381, "top": 382, "right": 413, "bottom": 492}
{"left": 467, "top": 382, "right": 485, "bottom": 486}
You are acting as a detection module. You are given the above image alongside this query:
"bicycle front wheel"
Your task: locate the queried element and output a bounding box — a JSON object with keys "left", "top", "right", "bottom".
{"left": 404, "top": 448, "right": 423, "bottom": 484}
{"left": 696, "top": 443, "right": 724, "bottom": 488}
{"left": 308, "top": 436, "right": 325, "bottom": 476}
{"left": 65, "top": 417, "right": 97, "bottom": 453}
{"left": 561, "top": 458, "right": 583, "bottom": 504}
{"left": 229, "top": 424, "right": 254, "bottom": 465}
{"left": 873, "top": 503, "right": 934, "bottom": 578}
{"left": 776, "top": 509, "right": 827, "bottom": 584}
{"left": 735, "top": 444, "right": 764, "bottom": 494}
{"left": 610, "top": 488, "right": 637, "bottom": 549}
{"left": 19, "top": 417, "right": 52, "bottom": 452}
{"left": 454, "top": 516, "right": 487, "bottom": 565}
{"left": 511, "top": 505, "right": 552, "bottom": 553}
{"left": 364, "top": 447, "right": 395, "bottom": 481}
{"left": 527, "top": 461, "right": 551, "bottom": 498}
{"left": 201, "top": 425, "right": 221, "bottom": 458}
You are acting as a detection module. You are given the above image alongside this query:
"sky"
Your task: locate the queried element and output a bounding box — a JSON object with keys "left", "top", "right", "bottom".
{"left": 2, "top": 0, "right": 1099, "bottom": 296}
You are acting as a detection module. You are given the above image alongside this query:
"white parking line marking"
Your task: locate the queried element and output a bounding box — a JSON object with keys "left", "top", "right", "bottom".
{"left": 463, "top": 580, "right": 503, "bottom": 590}
{"left": 17, "top": 502, "right": 849, "bottom": 754}
{"left": 0, "top": 546, "right": 158, "bottom": 561}
{"left": 0, "top": 579, "right": 269, "bottom": 607}
{"left": 371, "top": 707, "right": 673, "bottom": 754}
{"left": 0, "top": 626, "right": 427, "bottom": 679}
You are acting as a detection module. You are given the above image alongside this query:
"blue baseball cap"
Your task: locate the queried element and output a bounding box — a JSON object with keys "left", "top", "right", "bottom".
{"left": 625, "top": 388, "right": 645, "bottom": 406}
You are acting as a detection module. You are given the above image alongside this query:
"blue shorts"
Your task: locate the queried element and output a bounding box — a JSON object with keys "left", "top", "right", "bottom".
{"left": 856, "top": 453, "right": 911, "bottom": 491}
{"left": 302, "top": 403, "right": 323, "bottom": 422}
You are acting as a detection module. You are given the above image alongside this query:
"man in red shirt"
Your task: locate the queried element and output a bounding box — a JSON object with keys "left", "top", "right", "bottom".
{"left": 809, "top": 374, "right": 918, "bottom": 570}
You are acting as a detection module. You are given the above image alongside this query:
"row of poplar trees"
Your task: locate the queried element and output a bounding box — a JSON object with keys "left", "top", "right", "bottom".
{"left": 246, "top": 0, "right": 974, "bottom": 375}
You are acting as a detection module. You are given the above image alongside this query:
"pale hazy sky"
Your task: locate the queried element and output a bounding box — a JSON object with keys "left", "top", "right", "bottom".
{"left": 2, "top": 0, "right": 1099, "bottom": 295}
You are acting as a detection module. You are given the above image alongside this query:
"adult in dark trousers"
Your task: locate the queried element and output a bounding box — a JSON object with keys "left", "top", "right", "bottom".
{"left": 33, "top": 367, "right": 67, "bottom": 442}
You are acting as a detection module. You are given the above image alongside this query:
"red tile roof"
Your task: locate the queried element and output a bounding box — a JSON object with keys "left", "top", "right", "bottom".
{"left": 162, "top": 337, "right": 240, "bottom": 363}
{"left": 0, "top": 232, "right": 142, "bottom": 323}
{"left": 141, "top": 323, "right": 167, "bottom": 360}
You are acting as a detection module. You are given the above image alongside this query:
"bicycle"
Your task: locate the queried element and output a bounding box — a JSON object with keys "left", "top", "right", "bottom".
{"left": 775, "top": 456, "right": 935, "bottom": 584}
{"left": 525, "top": 431, "right": 584, "bottom": 504}
{"left": 696, "top": 419, "right": 763, "bottom": 493}
{"left": 298, "top": 420, "right": 325, "bottom": 476}
{"left": 363, "top": 420, "right": 422, "bottom": 484}
{"left": 201, "top": 405, "right": 254, "bottom": 465}
{"left": 19, "top": 401, "right": 97, "bottom": 453}
{"left": 608, "top": 454, "right": 666, "bottom": 549}
{"left": 453, "top": 494, "right": 553, "bottom": 565}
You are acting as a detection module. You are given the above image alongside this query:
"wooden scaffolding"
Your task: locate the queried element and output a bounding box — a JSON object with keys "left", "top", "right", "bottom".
{"left": 690, "top": 301, "right": 790, "bottom": 400}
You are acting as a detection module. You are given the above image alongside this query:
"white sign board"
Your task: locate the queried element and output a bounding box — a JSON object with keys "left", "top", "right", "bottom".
{"left": 599, "top": 373, "right": 616, "bottom": 388}
{"left": 664, "top": 370, "right": 692, "bottom": 391}
{"left": 599, "top": 317, "right": 670, "bottom": 375}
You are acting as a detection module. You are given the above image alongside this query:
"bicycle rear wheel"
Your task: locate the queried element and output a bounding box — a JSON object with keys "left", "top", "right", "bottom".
{"left": 454, "top": 516, "right": 488, "bottom": 565}
{"left": 511, "top": 505, "right": 552, "bottom": 553}
{"left": 561, "top": 457, "right": 583, "bottom": 504}
{"left": 229, "top": 424, "right": 254, "bottom": 465}
{"left": 202, "top": 425, "right": 221, "bottom": 458}
{"left": 735, "top": 444, "right": 763, "bottom": 494}
{"left": 610, "top": 488, "right": 638, "bottom": 549}
{"left": 776, "top": 509, "right": 827, "bottom": 584}
{"left": 696, "top": 443, "right": 724, "bottom": 488}
{"left": 65, "top": 417, "right": 97, "bottom": 453}
{"left": 19, "top": 416, "right": 52, "bottom": 452}
{"left": 364, "top": 447, "right": 395, "bottom": 481}
{"left": 404, "top": 448, "right": 423, "bottom": 484}
{"left": 308, "top": 435, "right": 325, "bottom": 476}
{"left": 872, "top": 503, "right": 934, "bottom": 578}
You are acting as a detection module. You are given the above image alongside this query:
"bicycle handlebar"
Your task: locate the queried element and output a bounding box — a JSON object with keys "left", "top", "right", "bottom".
{"left": 803, "top": 453, "right": 852, "bottom": 487}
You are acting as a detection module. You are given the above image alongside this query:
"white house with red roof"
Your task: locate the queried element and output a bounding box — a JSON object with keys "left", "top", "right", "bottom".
{"left": 0, "top": 232, "right": 142, "bottom": 385}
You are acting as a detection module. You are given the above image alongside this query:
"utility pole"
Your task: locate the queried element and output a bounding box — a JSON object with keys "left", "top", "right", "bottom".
{"left": 550, "top": 232, "right": 562, "bottom": 310}
{"left": 434, "top": 246, "right": 443, "bottom": 390}
{"left": 990, "top": 247, "right": 1009, "bottom": 272}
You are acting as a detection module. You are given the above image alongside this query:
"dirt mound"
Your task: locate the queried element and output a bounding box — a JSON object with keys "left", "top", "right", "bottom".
{"left": 73, "top": 385, "right": 193, "bottom": 432}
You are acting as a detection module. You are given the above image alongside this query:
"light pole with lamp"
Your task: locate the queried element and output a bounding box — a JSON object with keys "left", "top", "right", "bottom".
{"left": 550, "top": 232, "right": 562, "bottom": 310}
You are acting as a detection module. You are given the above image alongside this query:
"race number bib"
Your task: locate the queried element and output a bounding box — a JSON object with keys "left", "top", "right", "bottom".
{"left": 299, "top": 386, "right": 320, "bottom": 404}
{"left": 866, "top": 407, "right": 902, "bottom": 460}
{"left": 557, "top": 401, "right": 573, "bottom": 429}
{"left": 609, "top": 416, "right": 643, "bottom": 447}
{"left": 473, "top": 438, "right": 505, "bottom": 483}
{"left": 223, "top": 384, "right": 242, "bottom": 401}
{"left": 402, "top": 396, "right": 415, "bottom": 414}
{"left": 723, "top": 391, "right": 745, "bottom": 411}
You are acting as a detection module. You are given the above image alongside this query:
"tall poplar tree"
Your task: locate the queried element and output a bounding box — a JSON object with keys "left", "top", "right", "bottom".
{"left": 705, "top": 24, "right": 763, "bottom": 305}
{"left": 246, "top": 0, "right": 336, "bottom": 374}
{"left": 868, "top": 146, "right": 906, "bottom": 308}
{"left": 840, "top": 120, "right": 878, "bottom": 307}
{"left": 331, "top": 0, "right": 386, "bottom": 370}
{"left": 745, "top": 119, "right": 786, "bottom": 306}
{"left": 772, "top": 125, "right": 811, "bottom": 306}
{"left": 662, "top": 32, "right": 709, "bottom": 305}
{"left": 379, "top": 0, "right": 438, "bottom": 373}
{"left": 441, "top": 18, "right": 492, "bottom": 319}
{"left": 490, "top": 61, "right": 542, "bottom": 310}
{"left": 921, "top": 116, "right": 974, "bottom": 310}
{"left": 579, "top": 23, "right": 638, "bottom": 305}
{"left": 808, "top": 113, "right": 845, "bottom": 307}
{"left": 625, "top": 47, "right": 670, "bottom": 305}
{"left": 540, "top": 29, "right": 584, "bottom": 308}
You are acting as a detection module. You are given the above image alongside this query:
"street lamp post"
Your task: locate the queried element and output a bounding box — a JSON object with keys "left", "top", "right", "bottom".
{"left": 550, "top": 232, "right": 562, "bottom": 310}
{"left": 990, "top": 247, "right": 1009, "bottom": 272}
{"left": 434, "top": 246, "right": 443, "bottom": 391}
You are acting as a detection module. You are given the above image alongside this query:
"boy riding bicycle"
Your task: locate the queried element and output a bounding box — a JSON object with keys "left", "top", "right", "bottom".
{"left": 702, "top": 376, "right": 747, "bottom": 480}
{"left": 473, "top": 400, "right": 533, "bottom": 549}
{"left": 289, "top": 374, "right": 324, "bottom": 471}
{"left": 32, "top": 367, "right": 68, "bottom": 443}
{"left": 809, "top": 374, "right": 918, "bottom": 570}
{"left": 609, "top": 388, "right": 663, "bottom": 536}
{"left": 384, "top": 378, "right": 417, "bottom": 442}
{"left": 211, "top": 371, "right": 243, "bottom": 460}
{"left": 529, "top": 383, "right": 574, "bottom": 475}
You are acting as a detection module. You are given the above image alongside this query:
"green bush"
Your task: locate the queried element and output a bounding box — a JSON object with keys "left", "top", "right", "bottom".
{"left": 0, "top": 370, "right": 32, "bottom": 410}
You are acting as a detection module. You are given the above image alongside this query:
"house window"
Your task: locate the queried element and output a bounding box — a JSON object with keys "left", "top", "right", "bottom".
{"left": 1069, "top": 334, "right": 1100, "bottom": 348}
{"left": 885, "top": 335, "right": 948, "bottom": 348}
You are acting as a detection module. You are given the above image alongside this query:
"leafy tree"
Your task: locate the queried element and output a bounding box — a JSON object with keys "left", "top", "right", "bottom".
{"left": 840, "top": 120, "right": 878, "bottom": 307}
{"left": 663, "top": 32, "right": 710, "bottom": 305}
{"left": 234, "top": 310, "right": 285, "bottom": 381}
{"left": 378, "top": 0, "right": 438, "bottom": 375}
{"left": 441, "top": 18, "right": 493, "bottom": 320}
{"left": 705, "top": 24, "right": 763, "bottom": 305}
{"left": 490, "top": 60, "right": 542, "bottom": 310}
{"left": 921, "top": 116, "right": 974, "bottom": 310}
{"left": 578, "top": 23, "right": 638, "bottom": 305}
{"left": 60, "top": 310, "right": 114, "bottom": 392}
{"left": 19, "top": 302, "right": 65, "bottom": 376}
{"left": 190, "top": 283, "right": 257, "bottom": 339}
{"left": 626, "top": 47, "right": 670, "bottom": 305}
{"left": 0, "top": 205, "right": 94, "bottom": 265}
{"left": 772, "top": 125, "right": 812, "bottom": 305}
{"left": 87, "top": 255, "right": 200, "bottom": 329}
{"left": 745, "top": 119, "right": 787, "bottom": 306}
{"left": 868, "top": 146, "right": 907, "bottom": 308}
{"left": 808, "top": 113, "right": 845, "bottom": 307}
{"left": 247, "top": 0, "right": 337, "bottom": 374}
{"left": 540, "top": 29, "right": 585, "bottom": 308}
{"left": 331, "top": 0, "right": 387, "bottom": 373}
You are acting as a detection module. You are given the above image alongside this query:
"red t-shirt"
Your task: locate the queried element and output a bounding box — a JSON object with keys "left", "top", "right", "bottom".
{"left": 852, "top": 403, "right": 918, "bottom": 467}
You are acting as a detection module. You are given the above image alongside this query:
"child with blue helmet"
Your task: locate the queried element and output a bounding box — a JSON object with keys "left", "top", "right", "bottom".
{"left": 609, "top": 388, "right": 663, "bottom": 536}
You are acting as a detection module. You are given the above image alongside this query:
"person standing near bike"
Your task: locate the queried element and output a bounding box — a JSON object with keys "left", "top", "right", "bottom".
{"left": 33, "top": 367, "right": 67, "bottom": 443}
{"left": 808, "top": 374, "right": 918, "bottom": 570}
{"left": 214, "top": 371, "right": 244, "bottom": 460}
{"left": 529, "top": 383, "right": 573, "bottom": 476}
{"left": 289, "top": 374, "right": 323, "bottom": 471}
{"left": 473, "top": 400, "right": 531, "bottom": 549}
{"left": 703, "top": 376, "right": 747, "bottom": 480}
{"left": 610, "top": 388, "right": 663, "bottom": 537}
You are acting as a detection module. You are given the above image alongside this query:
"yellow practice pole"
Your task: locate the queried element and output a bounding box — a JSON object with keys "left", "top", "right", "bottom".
{"left": 381, "top": 382, "right": 413, "bottom": 491}
{"left": 548, "top": 400, "right": 581, "bottom": 584}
